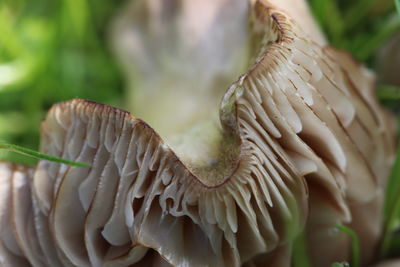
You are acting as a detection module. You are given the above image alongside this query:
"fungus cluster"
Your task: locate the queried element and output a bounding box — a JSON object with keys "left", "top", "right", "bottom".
{"left": 0, "top": 0, "right": 396, "bottom": 266}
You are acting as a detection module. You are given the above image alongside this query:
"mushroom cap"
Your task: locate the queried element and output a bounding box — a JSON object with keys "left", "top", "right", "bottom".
{"left": 31, "top": 91, "right": 306, "bottom": 266}
{"left": 0, "top": 0, "right": 396, "bottom": 266}
{"left": 372, "top": 259, "right": 400, "bottom": 267}
{"left": 0, "top": 163, "right": 42, "bottom": 266}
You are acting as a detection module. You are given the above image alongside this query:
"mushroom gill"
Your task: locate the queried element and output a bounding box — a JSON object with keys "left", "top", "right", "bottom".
{"left": 0, "top": 0, "right": 396, "bottom": 267}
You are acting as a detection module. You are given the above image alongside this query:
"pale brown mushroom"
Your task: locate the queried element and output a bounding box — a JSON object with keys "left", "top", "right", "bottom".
{"left": 0, "top": 0, "right": 396, "bottom": 266}
{"left": 373, "top": 259, "right": 400, "bottom": 267}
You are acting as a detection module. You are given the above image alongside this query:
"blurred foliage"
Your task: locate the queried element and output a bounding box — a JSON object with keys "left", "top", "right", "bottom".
{"left": 309, "top": 0, "right": 400, "bottom": 63}
{"left": 0, "top": 0, "right": 124, "bottom": 164}
{"left": 397, "top": 0, "right": 400, "bottom": 16}
{"left": 382, "top": 143, "right": 400, "bottom": 258}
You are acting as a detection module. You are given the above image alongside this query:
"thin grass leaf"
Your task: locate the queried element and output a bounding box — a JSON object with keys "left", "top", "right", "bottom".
{"left": 378, "top": 85, "right": 400, "bottom": 100}
{"left": 292, "top": 230, "right": 311, "bottom": 267}
{"left": 0, "top": 142, "right": 90, "bottom": 167}
{"left": 336, "top": 225, "right": 360, "bottom": 267}
{"left": 309, "top": 0, "right": 345, "bottom": 44}
{"left": 343, "top": 0, "right": 375, "bottom": 30}
{"left": 396, "top": 0, "right": 400, "bottom": 17}
{"left": 354, "top": 14, "right": 400, "bottom": 60}
{"left": 380, "top": 144, "right": 400, "bottom": 257}
{"left": 384, "top": 144, "right": 400, "bottom": 217}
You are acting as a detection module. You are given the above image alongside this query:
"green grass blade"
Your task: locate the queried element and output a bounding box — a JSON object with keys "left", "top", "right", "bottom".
{"left": 0, "top": 142, "right": 90, "bottom": 167}
{"left": 396, "top": 0, "right": 400, "bottom": 17}
{"left": 378, "top": 85, "right": 400, "bottom": 100}
{"left": 354, "top": 15, "right": 400, "bottom": 61}
{"left": 384, "top": 144, "right": 400, "bottom": 221}
{"left": 380, "top": 144, "right": 400, "bottom": 257}
{"left": 292, "top": 230, "right": 311, "bottom": 267}
{"left": 309, "top": 0, "right": 345, "bottom": 44}
{"left": 336, "top": 225, "right": 360, "bottom": 267}
{"left": 343, "top": 0, "right": 375, "bottom": 30}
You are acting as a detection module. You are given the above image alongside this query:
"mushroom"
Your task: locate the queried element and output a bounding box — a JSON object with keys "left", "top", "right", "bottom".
{"left": 0, "top": 0, "right": 396, "bottom": 266}
{"left": 372, "top": 259, "right": 400, "bottom": 267}
{"left": 0, "top": 163, "right": 36, "bottom": 266}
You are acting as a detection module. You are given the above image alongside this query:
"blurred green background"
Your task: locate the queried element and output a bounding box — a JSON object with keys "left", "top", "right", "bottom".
{"left": 0, "top": 0, "right": 125, "bottom": 164}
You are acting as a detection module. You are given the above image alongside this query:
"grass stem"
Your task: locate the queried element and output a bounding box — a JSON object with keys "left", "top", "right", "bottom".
{"left": 0, "top": 142, "right": 90, "bottom": 167}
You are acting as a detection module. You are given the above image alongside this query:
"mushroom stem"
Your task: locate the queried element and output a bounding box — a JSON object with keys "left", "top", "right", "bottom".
{"left": 111, "top": 0, "right": 251, "bottom": 182}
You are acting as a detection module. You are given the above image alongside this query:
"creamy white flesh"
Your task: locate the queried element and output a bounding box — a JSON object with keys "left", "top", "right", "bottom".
{"left": 112, "top": 0, "right": 250, "bottom": 175}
